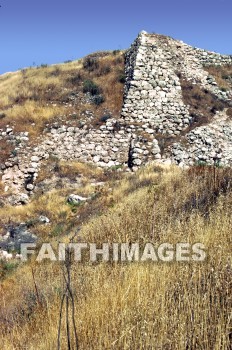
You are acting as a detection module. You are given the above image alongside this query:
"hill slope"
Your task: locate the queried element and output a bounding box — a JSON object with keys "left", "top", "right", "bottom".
{"left": 0, "top": 32, "right": 232, "bottom": 205}
{"left": 0, "top": 32, "right": 232, "bottom": 349}
{"left": 0, "top": 164, "right": 231, "bottom": 348}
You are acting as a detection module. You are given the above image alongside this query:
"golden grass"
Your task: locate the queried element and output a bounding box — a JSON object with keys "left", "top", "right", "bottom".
{"left": 0, "top": 164, "right": 231, "bottom": 349}
{"left": 0, "top": 53, "right": 125, "bottom": 144}
{"left": 0, "top": 161, "right": 112, "bottom": 238}
{"left": 0, "top": 101, "right": 63, "bottom": 137}
{"left": 37, "top": 160, "right": 105, "bottom": 184}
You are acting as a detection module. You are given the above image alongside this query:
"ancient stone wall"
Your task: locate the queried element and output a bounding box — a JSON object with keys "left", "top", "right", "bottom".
{"left": 194, "top": 48, "right": 232, "bottom": 66}
{"left": 122, "top": 32, "right": 192, "bottom": 135}
{"left": 1, "top": 31, "right": 232, "bottom": 203}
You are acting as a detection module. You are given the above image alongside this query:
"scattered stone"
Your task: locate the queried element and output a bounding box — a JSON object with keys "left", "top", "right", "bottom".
{"left": 18, "top": 193, "right": 29, "bottom": 205}
{"left": 38, "top": 215, "right": 50, "bottom": 224}
{"left": 31, "top": 156, "right": 40, "bottom": 162}
{"left": 67, "top": 194, "right": 90, "bottom": 205}
{"left": 26, "top": 184, "right": 34, "bottom": 191}
{"left": 0, "top": 223, "right": 37, "bottom": 251}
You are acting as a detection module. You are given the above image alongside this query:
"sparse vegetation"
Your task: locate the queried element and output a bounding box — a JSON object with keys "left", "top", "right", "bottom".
{"left": 1, "top": 40, "right": 231, "bottom": 350}
{"left": 68, "top": 71, "right": 82, "bottom": 85}
{"left": 180, "top": 77, "right": 229, "bottom": 128}
{"left": 39, "top": 63, "right": 48, "bottom": 68}
{"left": 0, "top": 139, "right": 14, "bottom": 163}
{"left": 92, "top": 94, "right": 105, "bottom": 105}
{"left": 113, "top": 50, "right": 121, "bottom": 55}
{"left": 83, "top": 79, "right": 101, "bottom": 95}
{"left": 117, "top": 72, "right": 126, "bottom": 83}
{"left": 0, "top": 52, "right": 125, "bottom": 139}
{"left": 98, "top": 64, "right": 111, "bottom": 76}
{"left": 100, "top": 114, "right": 111, "bottom": 123}
{"left": 0, "top": 260, "right": 19, "bottom": 279}
{"left": 204, "top": 64, "right": 232, "bottom": 91}
{"left": 0, "top": 164, "right": 231, "bottom": 349}
{"left": 83, "top": 56, "right": 99, "bottom": 72}
{"left": 226, "top": 107, "right": 232, "bottom": 119}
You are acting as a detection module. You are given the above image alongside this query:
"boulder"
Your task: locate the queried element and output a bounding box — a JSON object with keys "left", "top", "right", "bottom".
{"left": 67, "top": 194, "right": 90, "bottom": 205}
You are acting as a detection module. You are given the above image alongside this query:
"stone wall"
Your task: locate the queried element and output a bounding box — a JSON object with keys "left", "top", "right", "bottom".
{"left": 122, "top": 31, "right": 192, "bottom": 135}
{"left": 120, "top": 31, "right": 232, "bottom": 167}
{"left": 194, "top": 48, "right": 232, "bottom": 66}
{"left": 1, "top": 31, "right": 232, "bottom": 203}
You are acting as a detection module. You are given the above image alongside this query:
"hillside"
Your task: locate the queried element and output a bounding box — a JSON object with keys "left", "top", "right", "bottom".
{"left": 0, "top": 32, "right": 232, "bottom": 203}
{"left": 0, "top": 32, "right": 232, "bottom": 349}
{"left": 0, "top": 164, "right": 231, "bottom": 348}
{"left": 0, "top": 32, "right": 232, "bottom": 206}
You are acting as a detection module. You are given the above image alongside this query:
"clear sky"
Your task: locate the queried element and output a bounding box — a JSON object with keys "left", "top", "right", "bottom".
{"left": 0, "top": 0, "right": 231, "bottom": 74}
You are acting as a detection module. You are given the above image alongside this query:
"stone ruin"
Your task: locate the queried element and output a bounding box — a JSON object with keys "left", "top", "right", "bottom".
{"left": 0, "top": 31, "right": 232, "bottom": 203}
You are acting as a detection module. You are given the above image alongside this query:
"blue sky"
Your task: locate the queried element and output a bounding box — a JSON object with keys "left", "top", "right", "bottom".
{"left": 0, "top": 0, "right": 231, "bottom": 74}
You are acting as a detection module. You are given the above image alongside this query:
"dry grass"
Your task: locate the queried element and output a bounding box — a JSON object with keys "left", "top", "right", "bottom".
{"left": 36, "top": 160, "right": 104, "bottom": 184}
{"left": 0, "top": 181, "right": 4, "bottom": 194}
{"left": 0, "top": 101, "right": 63, "bottom": 137}
{"left": 0, "top": 139, "right": 14, "bottom": 163}
{"left": 226, "top": 107, "right": 232, "bottom": 119}
{"left": 0, "top": 164, "right": 231, "bottom": 349}
{"left": 93, "top": 55, "right": 125, "bottom": 115}
{"left": 0, "top": 161, "right": 120, "bottom": 238}
{"left": 0, "top": 53, "right": 124, "bottom": 143}
{"left": 204, "top": 65, "right": 232, "bottom": 91}
{"left": 179, "top": 77, "right": 229, "bottom": 129}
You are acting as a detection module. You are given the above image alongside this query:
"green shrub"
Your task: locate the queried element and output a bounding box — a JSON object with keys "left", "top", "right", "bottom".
{"left": 51, "top": 223, "right": 65, "bottom": 237}
{"left": 83, "top": 80, "right": 101, "bottom": 95}
{"left": 83, "top": 57, "right": 99, "bottom": 72}
{"left": 113, "top": 50, "right": 120, "bottom": 55}
{"left": 40, "top": 64, "right": 48, "bottom": 68}
{"left": 71, "top": 113, "right": 78, "bottom": 119}
{"left": 93, "top": 95, "right": 105, "bottom": 105}
{"left": 100, "top": 114, "right": 111, "bottom": 123}
{"left": 196, "top": 160, "right": 207, "bottom": 167}
{"left": 15, "top": 139, "right": 21, "bottom": 146}
{"left": 0, "top": 261, "right": 19, "bottom": 279}
{"left": 99, "top": 65, "right": 111, "bottom": 75}
{"left": 11, "top": 149, "right": 17, "bottom": 157}
{"left": 25, "top": 218, "right": 38, "bottom": 227}
{"left": 69, "top": 72, "right": 82, "bottom": 85}
{"left": 117, "top": 73, "right": 126, "bottom": 83}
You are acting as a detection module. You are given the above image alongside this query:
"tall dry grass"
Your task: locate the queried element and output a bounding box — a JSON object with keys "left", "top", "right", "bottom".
{"left": 0, "top": 52, "right": 125, "bottom": 141}
{"left": 0, "top": 164, "right": 231, "bottom": 349}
